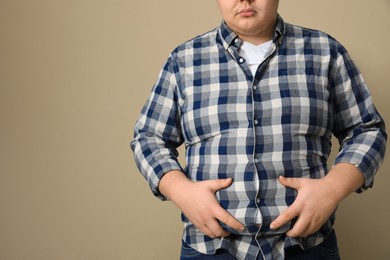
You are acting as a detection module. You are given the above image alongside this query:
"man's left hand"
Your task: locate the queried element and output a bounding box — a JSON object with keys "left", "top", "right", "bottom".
{"left": 270, "top": 175, "right": 340, "bottom": 237}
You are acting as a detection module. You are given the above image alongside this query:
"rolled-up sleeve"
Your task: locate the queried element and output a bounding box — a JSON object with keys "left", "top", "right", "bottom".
{"left": 131, "top": 55, "right": 184, "bottom": 200}
{"left": 330, "top": 43, "right": 387, "bottom": 192}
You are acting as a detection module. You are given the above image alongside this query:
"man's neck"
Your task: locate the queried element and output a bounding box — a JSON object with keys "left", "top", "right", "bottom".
{"left": 238, "top": 23, "right": 276, "bottom": 45}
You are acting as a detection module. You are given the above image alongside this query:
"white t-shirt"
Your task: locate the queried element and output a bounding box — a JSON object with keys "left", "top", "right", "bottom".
{"left": 239, "top": 40, "right": 272, "bottom": 76}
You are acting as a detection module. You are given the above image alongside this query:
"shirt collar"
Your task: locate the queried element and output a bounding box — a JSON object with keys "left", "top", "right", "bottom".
{"left": 219, "top": 14, "right": 286, "bottom": 49}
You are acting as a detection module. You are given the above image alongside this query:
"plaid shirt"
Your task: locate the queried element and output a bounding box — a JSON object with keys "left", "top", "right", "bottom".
{"left": 131, "top": 16, "right": 386, "bottom": 260}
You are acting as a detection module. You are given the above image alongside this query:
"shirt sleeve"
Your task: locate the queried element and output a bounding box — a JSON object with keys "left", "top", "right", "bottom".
{"left": 131, "top": 54, "right": 184, "bottom": 200}
{"left": 329, "top": 42, "right": 387, "bottom": 192}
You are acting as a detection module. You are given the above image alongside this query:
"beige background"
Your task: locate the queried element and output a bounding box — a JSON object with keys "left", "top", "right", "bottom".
{"left": 0, "top": 0, "right": 389, "bottom": 259}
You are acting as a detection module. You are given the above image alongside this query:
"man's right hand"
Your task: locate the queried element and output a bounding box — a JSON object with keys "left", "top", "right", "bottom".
{"left": 158, "top": 170, "right": 245, "bottom": 238}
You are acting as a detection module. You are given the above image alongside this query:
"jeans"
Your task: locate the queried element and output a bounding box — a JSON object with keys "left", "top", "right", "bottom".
{"left": 180, "top": 229, "right": 340, "bottom": 260}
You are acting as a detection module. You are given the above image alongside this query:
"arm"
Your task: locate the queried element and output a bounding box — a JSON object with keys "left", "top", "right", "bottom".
{"left": 131, "top": 55, "right": 185, "bottom": 199}
{"left": 271, "top": 41, "right": 386, "bottom": 237}
{"left": 131, "top": 55, "right": 244, "bottom": 237}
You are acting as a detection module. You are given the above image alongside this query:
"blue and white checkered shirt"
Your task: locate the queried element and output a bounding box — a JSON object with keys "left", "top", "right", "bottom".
{"left": 131, "top": 16, "right": 386, "bottom": 260}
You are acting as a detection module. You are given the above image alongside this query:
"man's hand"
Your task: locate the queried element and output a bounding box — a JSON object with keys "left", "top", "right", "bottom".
{"left": 159, "top": 170, "right": 245, "bottom": 238}
{"left": 270, "top": 163, "right": 365, "bottom": 237}
{"left": 270, "top": 176, "right": 339, "bottom": 237}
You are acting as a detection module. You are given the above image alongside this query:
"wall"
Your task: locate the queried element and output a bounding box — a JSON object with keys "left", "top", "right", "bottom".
{"left": 0, "top": 0, "right": 389, "bottom": 259}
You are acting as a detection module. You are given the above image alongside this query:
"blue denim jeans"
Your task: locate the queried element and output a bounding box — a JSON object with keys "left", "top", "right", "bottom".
{"left": 180, "top": 229, "right": 340, "bottom": 260}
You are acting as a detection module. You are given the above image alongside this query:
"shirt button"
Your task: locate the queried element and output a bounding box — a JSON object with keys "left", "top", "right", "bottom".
{"left": 253, "top": 85, "right": 257, "bottom": 90}
{"left": 239, "top": 57, "right": 244, "bottom": 63}
{"left": 254, "top": 158, "right": 259, "bottom": 163}
{"left": 254, "top": 119, "right": 259, "bottom": 125}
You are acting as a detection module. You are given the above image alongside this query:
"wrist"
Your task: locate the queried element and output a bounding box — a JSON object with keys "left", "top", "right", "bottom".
{"left": 158, "top": 170, "right": 191, "bottom": 200}
{"left": 323, "top": 163, "right": 365, "bottom": 203}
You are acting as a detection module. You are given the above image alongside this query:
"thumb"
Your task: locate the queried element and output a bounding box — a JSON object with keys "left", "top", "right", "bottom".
{"left": 278, "top": 175, "right": 301, "bottom": 190}
{"left": 207, "top": 178, "right": 233, "bottom": 192}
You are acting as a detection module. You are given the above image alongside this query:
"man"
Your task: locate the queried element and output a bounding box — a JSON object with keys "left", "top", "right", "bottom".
{"left": 131, "top": 0, "right": 386, "bottom": 259}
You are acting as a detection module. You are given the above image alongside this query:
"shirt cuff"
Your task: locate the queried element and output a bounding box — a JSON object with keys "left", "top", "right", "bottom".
{"left": 333, "top": 155, "right": 374, "bottom": 193}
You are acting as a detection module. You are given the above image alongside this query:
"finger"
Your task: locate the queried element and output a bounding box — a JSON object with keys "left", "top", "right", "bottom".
{"left": 197, "top": 223, "right": 217, "bottom": 238}
{"left": 194, "top": 217, "right": 230, "bottom": 238}
{"left": 205, "top": 219, "right": 231, "bottom": 238}
{"left": 213, "top": 206, "right": 245, "bottom": 231}
{"left": 278, "top": 176, "right": 302, "bottom": 190}
{"left": 270, "top": 205, "right": 299, "bottom": 230}
{"left": 285, "top": 219, "right": 305, "bottom": 237}
{"left": 285, "top": 216, "right": 314, "bottom": 237}
{"left": 207, "top": 178, "right": 233, "bottom": 193}
{"left": 192, "top": 218, "right": 220, "bottom": 238}
{"left": 288, "top": 212, "right": 324, "bottom": 237}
